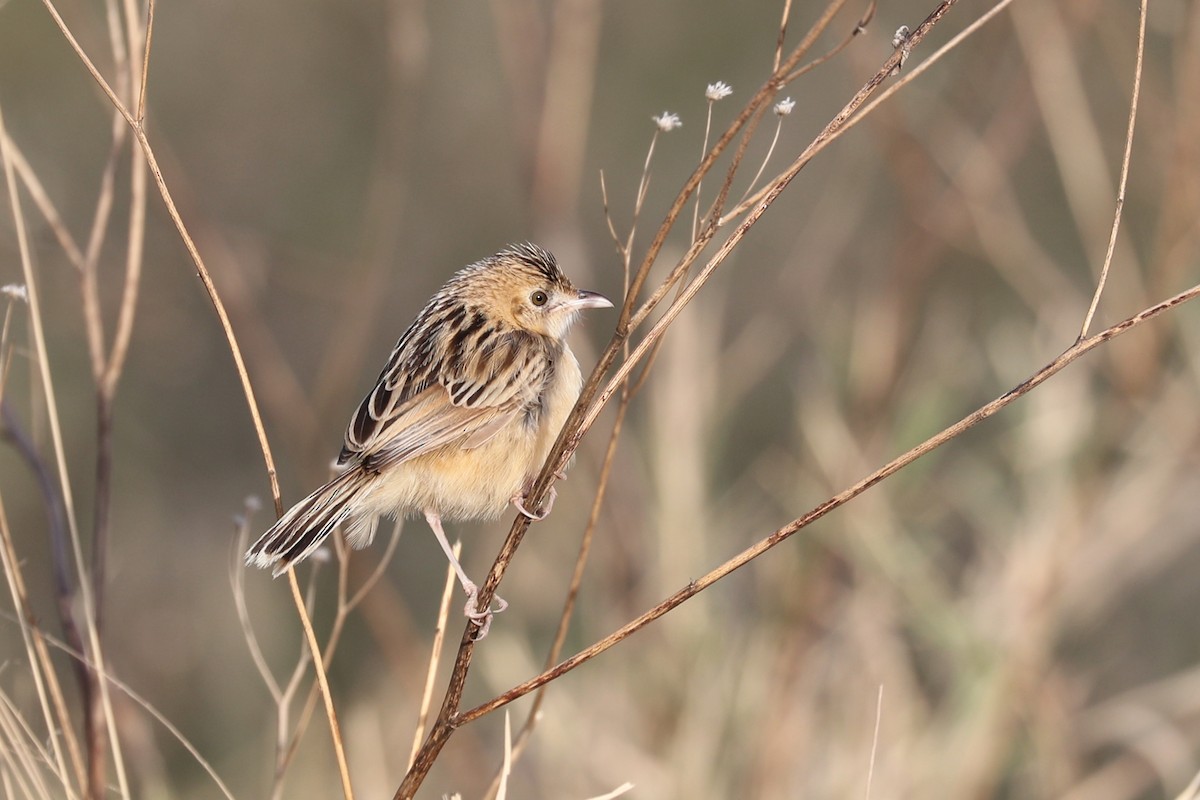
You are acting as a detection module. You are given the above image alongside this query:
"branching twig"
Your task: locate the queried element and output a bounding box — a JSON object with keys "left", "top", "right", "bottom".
{"left": 1078, "top": 0, "right": 1146, "bottom": 339}
{"left": 35, "top": 2, "right": 363, "bottom": 796}
{"left": 0, "top": 491, "right": 81, "bottom": 795}
{"left": 409, "top": 543, "right": 460, "bottom": 770}
{"left": 397, "top": 2, "right": 961, "bottom": 796}
{"left": 456, "top": 280, "right": 1200, "bottom": 722}
{"left": 0, "top": 95, "right": 131, "bottom": 800}
{"left": 285, "top": 568, "right": 354, "bottom": 799}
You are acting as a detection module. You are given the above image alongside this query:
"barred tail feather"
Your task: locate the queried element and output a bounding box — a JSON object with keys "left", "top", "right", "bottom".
{"left": 245, "top": 469, "right": 373, "bottom": 576}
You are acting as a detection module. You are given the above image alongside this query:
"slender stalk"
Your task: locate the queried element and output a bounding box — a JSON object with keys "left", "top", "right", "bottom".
{"left": 396, "top": 3, "right": 961, "bottom": 796}
{"left": 459, "top": 280, "right": 1200, "bottom": 723}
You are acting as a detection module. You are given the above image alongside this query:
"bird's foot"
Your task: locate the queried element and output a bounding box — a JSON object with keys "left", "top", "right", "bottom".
{"left": 463, "top": 581, "right": 508, "bottom": 640}
{"left": 512, "top": 485, "right": 557, "bottom": 521}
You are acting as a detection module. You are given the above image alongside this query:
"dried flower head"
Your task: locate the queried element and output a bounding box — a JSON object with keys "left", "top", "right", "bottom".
{"left": 891, "top": 25, "right": 913, "bottom": 73}
{"left": 653, "top": 111, "right": 682, "bottom": 132}
{"left": 705, "top": 82, "right": 733, "bottom": 102}
{"left": 1, "top": 284, "right": 28, "bottom": 303}
{"left": 773, "top": 97, "right": 796, "bottom": 117}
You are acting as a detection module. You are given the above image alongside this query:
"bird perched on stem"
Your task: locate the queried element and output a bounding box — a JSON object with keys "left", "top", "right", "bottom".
{"left": 246, "top": 244, "right": 612, "bottom": 637}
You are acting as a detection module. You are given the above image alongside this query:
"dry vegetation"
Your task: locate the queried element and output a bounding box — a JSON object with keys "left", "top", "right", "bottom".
{"left": 2, "top": 0, "right": 1200, "bottom": 798}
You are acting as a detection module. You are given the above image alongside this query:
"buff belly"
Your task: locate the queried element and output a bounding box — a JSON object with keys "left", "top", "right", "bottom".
{"left": 355, "top": 347, "right": 581, "bottom": 525}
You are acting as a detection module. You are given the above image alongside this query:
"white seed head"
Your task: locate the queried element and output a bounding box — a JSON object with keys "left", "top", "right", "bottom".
{"left": 773, "top": 97, "right": 796, "bottom": 117}
{"left": 1, "top": 284, "right": 28, "bottom": 303}
{"left": 892, "top": 25, "right": 911, "bottom": 49}
{"left": 653, "top": 111, "right": 682, "bottom": 132}
{"left": 705, "top": 82, "right": 733, "bottom": 101}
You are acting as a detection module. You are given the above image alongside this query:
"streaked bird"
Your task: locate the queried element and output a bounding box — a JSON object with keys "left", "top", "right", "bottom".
{"left": 246, "top": 243, "right": 611, "bottom": 636}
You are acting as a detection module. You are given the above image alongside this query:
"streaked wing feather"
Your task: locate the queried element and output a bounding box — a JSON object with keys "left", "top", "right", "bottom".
{"left": 345, "top": 318, "right": 552, "bottom": 472}
{"left": 360, "top": 389, "right": 516, "bottom": 472}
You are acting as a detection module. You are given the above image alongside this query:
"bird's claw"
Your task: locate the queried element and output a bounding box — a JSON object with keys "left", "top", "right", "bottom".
{"left": 512, "top": 485, "right": 557, "bottom": 521}
{"left": 463, "top": 582, "right": 508, "bottom": 640}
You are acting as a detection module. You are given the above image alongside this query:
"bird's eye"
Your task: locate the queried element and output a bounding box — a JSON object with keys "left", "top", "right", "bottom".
{"left": 530, "top": 290, "right": 549, "bottom": 307}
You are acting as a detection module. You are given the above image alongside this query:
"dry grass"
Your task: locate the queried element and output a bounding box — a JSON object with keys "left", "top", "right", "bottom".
{"left": 2, "top": 0, "right": 1200, "bottom": 798}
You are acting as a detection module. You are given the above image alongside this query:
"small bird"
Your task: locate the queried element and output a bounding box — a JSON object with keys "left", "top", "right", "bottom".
{"left": 246, "top": 243, "right": 611, "bottom": 636}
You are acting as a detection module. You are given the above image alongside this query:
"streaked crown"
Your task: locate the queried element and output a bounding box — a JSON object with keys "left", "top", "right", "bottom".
{"left": 440, "top": 243, "right": 610, "bottom": 339}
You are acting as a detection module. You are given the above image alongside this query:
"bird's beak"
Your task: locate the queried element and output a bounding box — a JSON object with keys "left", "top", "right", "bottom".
{"left": 570, "top": 289, "right": 613, "bottom": 310}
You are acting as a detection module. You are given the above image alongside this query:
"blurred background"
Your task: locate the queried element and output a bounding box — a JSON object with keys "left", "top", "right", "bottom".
{"left": 2, "top": 0, "right": 1200, "bottom": 797}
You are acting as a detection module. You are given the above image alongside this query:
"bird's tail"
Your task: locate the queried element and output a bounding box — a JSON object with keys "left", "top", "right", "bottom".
{"left": 245, "top": 468, "right": 377, "bottom": 576}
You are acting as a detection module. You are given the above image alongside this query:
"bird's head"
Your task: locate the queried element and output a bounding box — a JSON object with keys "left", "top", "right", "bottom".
{"left": 464, "top": 243, "right": 612, "bottom": 339}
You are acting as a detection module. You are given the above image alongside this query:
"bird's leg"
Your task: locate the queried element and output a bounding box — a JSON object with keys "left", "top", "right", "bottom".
{"left": 424, "top": 510, "right": 507, "bottom": 638}
{"left": 511, "top": 484, "right": 558, "bottom": 521}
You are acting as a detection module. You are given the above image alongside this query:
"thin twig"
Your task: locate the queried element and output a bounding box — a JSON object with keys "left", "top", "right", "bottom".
{"left": 865, "top": 685, "right": 883, "bottom": 800}
{"left": 34, "top": 3, "right": 362, "bottom": 795}
{"left": 783, "top": 1, "right": 876, "bottom": 84}
{"left": 457, "top": 280, "right": 1200, "bottom": 722}
{"left": 20, "top": 621, "right": 239, "bottom": 800}
{"left": 286, "top": 568, "right": 354, "bottom": 800}
{"left": 1078, "top": 0, "right": 1146, "bottom": 340}
{"left": 0, "top": 95, "right": 131, "bottom": 800}
{"left": 231, "top": 503, "right": 282, "bottom": 700}
{"left": 0, "top": 688, "right": 58, "bottom": 798}
{"left": 0, "top": 491, "right": 78, "bottom": 796}
{"left": 774, "top": 0, "right": 794, "bottom": 71}
{"left": 37, "top": 0, "right": 283, "bottom": 512}
{"left": 484, "top": 396, "right": 632, "bottom": 799}
{"left": 721, "top": 0, "right": 1015, "bottom": 227}
{"left": 3, "top": 137, "right": 86, "bottom": 269}
{"left": 136, "top": 0, "right": 155, "bottom": 123}
{"left": 409, "top": 541, "right": 460, "bottom": 769}
{"left": 396, "top": 3, "right": 957, "bottom": 796}
{"left": 277, "top": 524, "right": 403, "bottom": 781}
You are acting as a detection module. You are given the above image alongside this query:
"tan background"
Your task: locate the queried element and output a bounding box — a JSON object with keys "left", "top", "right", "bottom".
{"left": 2, "top": 0, "right": 1199, "bottom": 797}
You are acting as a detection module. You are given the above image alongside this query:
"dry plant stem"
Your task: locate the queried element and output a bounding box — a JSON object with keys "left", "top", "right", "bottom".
{"left": 37, "top": 0, "right": 283, "bottom": 512}
{"left": 775, "top": 0, "right": 793, "bottom": 70}
{"left": 724, "top": 0, "right": 1014, "bottom": 228}
{"left": 409, "top": 544, "right": 460, "bottom": 770}
{"left": 86, "top": 0, "right": 149, "bottom": 635}
{"left": 459, "top": 280, "right": 1200, "bottom": 723}
{"left": 0, "top": 495, "right": 80, "bottom": 794}
{"left": 23, "top": 626, "right": 238, "bottom": 800}
{"left": 484, "top": 400, "right": 630, "bottom": 800}
{"left": 633, "top": 2, "right": 875, "bottom": 332}
{"left": 38, "top": 2, "right": 361, "bottom": 796}
{"left": 0, "top": 399, "right": 96, "bottom": 785}
{"left": 231, "top": 512, "right": 282, "bottom": 698}
{"left": 586, "top": 3, "right": 964, "bottom": 454}
{"left": 782, "top": 3, "right": 876, "bottom": 84}
{"left": 136, "top": 0, "right": 155, "bottom": 123}
{"left": 865, "top": 685, "right": 883, "bottom": 800}
{"left": 68, "top": 0, "right": 146, "bottom": 792}
{"left": 0, "top": 403, "right": 80, "bottom": 672}
{"left": 1078, "top": 0, "right": 1146, "bottom": 340}
{"left": 397, "top": 5, "right": 956, "bottom": 796}
{"left": 550, "top": 0, "right": 873, "bottom": 552}
{"left": 0, "top": 100, "right": 131, "bottom": 800}
{"left": 620, "top": 0, "right": 852, "bottom": 316}
{"left": 276, "top": 527, "right": 401, "bottom": 782}
{"left": 627, "top": 92, "right": 773, "bottom": 388}
{"left": 270, "top": 572, "right": 319, "bottom": 800}
{"left": 3, "top": 139, "right": 86, "bottom": 268}
{"left": 498, "top": 712, "right": 512, "bottom": 799}
{"left": 286, "top": 569, "right": 354, "bottom": 800}
{"left": 0, "top": 692, "right": 53, "bottom": 799}
{"left": 73, "top": 99, "right": 129, "bottom": 800}
{"left": 691, "top": 102, "right": 714, "bottom": 242}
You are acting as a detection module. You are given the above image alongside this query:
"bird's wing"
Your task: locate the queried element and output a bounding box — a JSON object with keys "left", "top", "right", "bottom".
{"left": 341, "top": 324, "right": 552, "bottom": 473}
